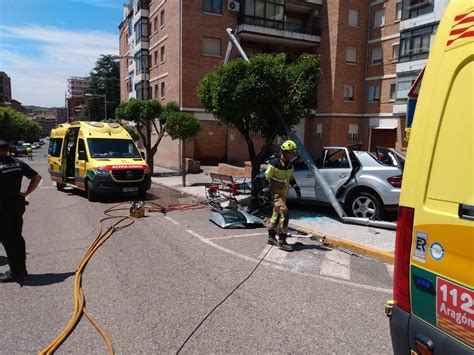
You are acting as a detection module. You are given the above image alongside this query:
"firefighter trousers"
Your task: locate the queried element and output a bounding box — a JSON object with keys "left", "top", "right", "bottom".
{"left": 268, "top": 191, "right": 289, "bottom": 235}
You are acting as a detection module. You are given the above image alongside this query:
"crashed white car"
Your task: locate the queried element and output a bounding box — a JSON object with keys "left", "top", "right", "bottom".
{"left": 253, "top": 146, "right": 404, "bottom": 220}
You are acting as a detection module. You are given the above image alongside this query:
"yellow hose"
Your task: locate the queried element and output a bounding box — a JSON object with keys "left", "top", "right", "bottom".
{"left": 40, "top": 203, "right": 134, "bottom": 355}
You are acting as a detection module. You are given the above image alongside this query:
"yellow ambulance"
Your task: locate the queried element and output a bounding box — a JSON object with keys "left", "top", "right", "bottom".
{"left": 387, "top": 1, "right": 474, "bottom": 353}
{"left": 48, "top": 121, "right": 151, "bottom": 201}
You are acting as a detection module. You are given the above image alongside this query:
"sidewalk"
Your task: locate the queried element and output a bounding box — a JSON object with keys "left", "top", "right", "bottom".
{"left": 151, "top": 166, "right": 396, "bottom": 263}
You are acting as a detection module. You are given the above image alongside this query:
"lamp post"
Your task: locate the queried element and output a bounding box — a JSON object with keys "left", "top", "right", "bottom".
{"left": 85, "top": 93, "right": 107, "bottom": 120}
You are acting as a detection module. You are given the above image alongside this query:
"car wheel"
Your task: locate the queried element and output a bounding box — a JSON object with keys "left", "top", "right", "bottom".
{"left": 56, "top": 182, "right": 66, "bottom": 191}
{"left": 87, "top": 181, "right": 98, "bottom": 202}
{"left": 347, "top": 191, "right": 382, "bottom": 220}
{"left": 256, "top": 187, "right": 272, "bottom": 209}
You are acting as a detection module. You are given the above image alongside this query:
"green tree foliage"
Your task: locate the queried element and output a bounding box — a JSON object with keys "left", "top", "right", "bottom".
{"left": 0, "top": 107, "right": 41, "bottom": 143}
{"left": 198, "top": 53, "right": 320, "bottom": 178}
{"left": 115, "top": 99, "right": 163, "bottom": 172}
{"left": 166, "top": 112, "right": 201, "bottom": 186}
{"left": 85, "top": 54, "right": 120, "bottom": 121}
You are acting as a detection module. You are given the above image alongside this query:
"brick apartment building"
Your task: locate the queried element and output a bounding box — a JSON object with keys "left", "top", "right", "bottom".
{"left": 118, "top": 0, "right": 439, "bottom": 170}
{"left": 66, "top": 76, "right": 89, "bottom": 122}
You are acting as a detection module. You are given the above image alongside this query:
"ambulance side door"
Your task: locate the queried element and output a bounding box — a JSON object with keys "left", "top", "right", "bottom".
{"left": 48, "top": 137, "right": 65, "bottom": 182}
{"left": 75, "top": 138, "right": 88, "bottom": 189}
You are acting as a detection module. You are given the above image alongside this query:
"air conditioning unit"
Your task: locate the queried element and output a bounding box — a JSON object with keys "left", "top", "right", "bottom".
{"left": 227, "top": 0, "right": 240, "bottom": 12}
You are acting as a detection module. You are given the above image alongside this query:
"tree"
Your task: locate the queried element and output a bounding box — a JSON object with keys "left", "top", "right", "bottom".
{"left": 198, "top": 53, "right": 320, "bottom": 179}
{"left": 85, "top": 54, "right": 120, "bottom": 121}
{"left": 116, "top": 99, "right": 182, "bottom": 172}
{"left": 165, "top": 112, "right": 201, "bottom": 187}
{"left": 0, "top": 107, "right": 41, "bottom": 143}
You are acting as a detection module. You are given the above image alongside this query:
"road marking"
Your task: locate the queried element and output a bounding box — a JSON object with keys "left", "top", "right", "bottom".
{"left": 186, "top": 229, "right": 391, "bottom": 294}
{"left": 386, "top": 263, "right": 394, "bottom": 281}
{"left": 208, "top": 232, "right": 267, "bottom": 241}
{"left": 164, "top": 216, "right": 180, "bottom": 225}
{"left": 320, "top": 249, "right": 351, "bottom": 280}
{"left": 265, "top": 247, "right": 289, "bottom": 263}
{"left": 258, "top": 245, "right": 272, "bottom": 259}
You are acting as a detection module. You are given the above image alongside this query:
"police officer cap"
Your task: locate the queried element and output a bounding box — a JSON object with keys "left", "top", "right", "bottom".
{"left": 0, "top": 140, "right": 10, "bottom": 149}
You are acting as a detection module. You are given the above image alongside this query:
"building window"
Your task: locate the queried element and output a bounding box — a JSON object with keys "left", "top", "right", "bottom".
{"left": 135, "top": 0, "right": 150, "bottom": 13}
{"left": 243, "top": 0, "right": 285, "bottom": 30}
{"left": 402, "top": 0, "right": 434, "bottom": 20}
{"left": 367, "top": 85, "right": 380, "bottom": 101}
{"left": 371, "top": 46, "right": 382, "bottom": 65}
{"left": 135, "top": 50, "right": 149, "bottom": 74}
{"left": 399, "top": 24, "right": 436, "bottom": 62}
{"left": 154, "top": 84, "right": 158, "bottom": 99}
{"left": 160, "top": 46, "right": 165, "bottom": 63}
{"left": 348, "top": 9, "right": 359, "bottom": 27}
{"left": 160, "top": 81, "right": 165, "bottom": 99}
{"left": 348, "top": 124, "right": 359, "bottom": 140}
{"left": 160, "top": 9, "right": 165, "bottom": 27}
{"left": 373, "top": 9, "right": 385, "bottom": 28}
{"left": 389, "top": 84, "right": 397, "bottom": 100}
{"left": 128, "top": 74, "right": 133, "bottom": 92}
{"left": 154, "top": 50, "right": 158, "bottom": 66}
{"left": 346, "top": 47, "right": 357, "bottom": 64}
{"left": 392, "top": 43, "right": 399, "bottom": 61}
{"left": 344, "top": 85, "right": 355, "bottom": 101}
{"left": 202, "top": 37, "right": 222, "bottom": 56}
{"left": 396, "top": 2, "right": 402, "bottom": 21}
{"left": 203, "top": 0, "right": 222, "bottom": 14}
{"left": 135, "top": 17, "right": 149, "bottom": 43}
{"left": 396, "top": 78, "right": 416, "bottom": 100}
{"left": 135, "top": 81, "right": 150, "bottom": 100}
{"left": 153, "top": 17, "right": 158, "bottom": 32}
{"left": 316, "top": 123, "right": 322, "bottom": 139}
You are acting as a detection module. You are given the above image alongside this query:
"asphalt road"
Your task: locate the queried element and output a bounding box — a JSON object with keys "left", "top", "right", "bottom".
{"left": 0, "top": 145, "right": 395, "bottom": 354}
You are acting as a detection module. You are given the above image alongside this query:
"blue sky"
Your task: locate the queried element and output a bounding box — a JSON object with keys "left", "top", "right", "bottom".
{"left": 0, "top": 0, "right": 125, "bottom": 107}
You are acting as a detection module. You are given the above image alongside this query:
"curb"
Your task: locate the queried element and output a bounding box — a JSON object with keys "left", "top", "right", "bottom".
{"left": 290, "top": 224, "right": 395, "bottom": 264}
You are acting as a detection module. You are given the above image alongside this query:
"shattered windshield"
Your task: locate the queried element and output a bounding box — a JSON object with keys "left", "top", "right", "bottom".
{"left": 87, "top": 138, "right": 141, "bottom": 158}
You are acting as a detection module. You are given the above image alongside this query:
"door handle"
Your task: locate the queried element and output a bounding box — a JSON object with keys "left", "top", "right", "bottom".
{"left": 459, "top": 204, "right": 474, "bottom": 220}
{"left": 339, "top": 173, "right": 347, "bottom": 178}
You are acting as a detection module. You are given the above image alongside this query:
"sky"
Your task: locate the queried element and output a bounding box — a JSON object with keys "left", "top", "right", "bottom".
{"left": 0, "top": 0, "right": 126, "bottom": 107}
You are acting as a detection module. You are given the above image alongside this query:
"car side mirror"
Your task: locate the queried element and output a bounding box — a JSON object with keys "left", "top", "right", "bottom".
{"left": 78, "top": 150, "right": 88, "bottom": 161}
{"left": 140, "top": 151, "right": 146, "bottom": 159}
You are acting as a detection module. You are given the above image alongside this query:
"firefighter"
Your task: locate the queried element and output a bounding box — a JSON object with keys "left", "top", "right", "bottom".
{"left": 265, "top": 140, "right": 301, "bottom": 251}
{"left": 0, "top": 140, "right": 42, "bottom": 283}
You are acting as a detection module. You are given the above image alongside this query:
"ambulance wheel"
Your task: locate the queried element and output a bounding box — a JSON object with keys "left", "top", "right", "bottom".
{"left": 86, "top": 181, "right": 98, "bottom": 202}
{"left": 137, "top": 190, "right": 147, "bottom": 200}
{"left": 56, "top": 182, "right": 66, "bottom": 191}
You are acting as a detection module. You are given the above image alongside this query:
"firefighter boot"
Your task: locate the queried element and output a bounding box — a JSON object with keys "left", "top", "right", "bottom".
{"left": 277, "top": 234, "right": 293, "bottom": 252}
{"left": 267, "top": 229, "right": 278, "bottom": 246}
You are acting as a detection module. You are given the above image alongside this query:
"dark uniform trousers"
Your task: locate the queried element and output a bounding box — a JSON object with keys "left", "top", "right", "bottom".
{"left": 0, "top": 197, "right": 27, "bottom": 276}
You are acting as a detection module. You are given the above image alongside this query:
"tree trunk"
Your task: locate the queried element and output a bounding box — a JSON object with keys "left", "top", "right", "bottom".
{"left": 181, "top": 140, "right": 186, "bottom": 187}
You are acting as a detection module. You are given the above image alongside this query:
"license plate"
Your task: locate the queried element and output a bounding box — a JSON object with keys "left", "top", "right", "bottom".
{"left": 123, "top": 187, "right": 138, "bottom": 192}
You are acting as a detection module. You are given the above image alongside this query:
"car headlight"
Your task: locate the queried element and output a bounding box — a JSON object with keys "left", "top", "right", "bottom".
{"left": 93, "top": 167, "right": 110, "bottom": 176}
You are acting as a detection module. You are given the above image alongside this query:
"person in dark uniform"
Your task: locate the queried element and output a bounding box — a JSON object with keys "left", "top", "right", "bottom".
{"left": 0, "top": 140, "right": 42, "bottom": 283}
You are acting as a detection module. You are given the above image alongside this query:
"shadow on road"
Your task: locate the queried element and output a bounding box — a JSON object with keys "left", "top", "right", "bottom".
{"left": 21, "top": 271, "right": 75, "bottom": 287}
{"left": 0, "top": 255, "right": 8, "bottom": 267}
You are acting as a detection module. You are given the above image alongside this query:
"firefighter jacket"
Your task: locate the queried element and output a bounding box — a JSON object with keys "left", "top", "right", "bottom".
{"left": 264, "top": 158, "right": 296, "bottom": 195}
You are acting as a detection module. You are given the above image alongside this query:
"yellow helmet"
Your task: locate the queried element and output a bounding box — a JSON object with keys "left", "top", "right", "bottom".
{"left": 280, "top": 140, "right": 297, "bottom": 152}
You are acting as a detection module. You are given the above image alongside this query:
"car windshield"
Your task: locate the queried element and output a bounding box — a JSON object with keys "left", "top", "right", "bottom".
{"left": 87, "top": 138, "right": 141, "bottom": 158}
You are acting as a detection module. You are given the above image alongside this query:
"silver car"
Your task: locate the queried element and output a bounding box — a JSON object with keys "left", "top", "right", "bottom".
{"left": 254, "top": 146, "right": 404, "bottom": 220}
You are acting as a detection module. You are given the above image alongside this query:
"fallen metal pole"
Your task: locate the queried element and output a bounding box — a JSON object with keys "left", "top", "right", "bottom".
{"left": 224, "top": 28, "right": 396, "bottom": 230}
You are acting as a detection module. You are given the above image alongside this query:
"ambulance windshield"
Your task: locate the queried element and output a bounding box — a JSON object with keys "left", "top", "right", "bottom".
{"left": 87, "top": 139, "right": 141, "bottom": 158}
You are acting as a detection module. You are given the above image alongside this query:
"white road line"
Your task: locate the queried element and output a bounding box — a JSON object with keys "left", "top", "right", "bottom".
{"left": 186, "top": 229, "right": 391, "bottom": 294}
{"left": 164, "top": 216, "right": 180, "bottom": 225}
{"left": 266, "top": 247, "right": 289, "bottom": 263}
{"left": 208, "top": 232, "right": 267, "bottom": 241}
{"left": 386, "top": 263, "right": 394, "bottom": 281}
{"left": 319, "top": 249, "right": 351, "bottom": 280}
{"left": 258, "top": 245, "right": 272, "bottom": 259}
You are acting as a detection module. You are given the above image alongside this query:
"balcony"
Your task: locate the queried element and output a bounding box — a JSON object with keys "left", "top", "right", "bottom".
{"left": 237, "top": 15, "right": 320, "bottom": 48}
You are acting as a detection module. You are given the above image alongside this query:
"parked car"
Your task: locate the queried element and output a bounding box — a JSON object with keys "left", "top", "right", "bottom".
{"left": 253, "top": 146, "right": 404, "bottom": 220}
{"left": 12, "top": 145, "right": 27, "bottom": 156}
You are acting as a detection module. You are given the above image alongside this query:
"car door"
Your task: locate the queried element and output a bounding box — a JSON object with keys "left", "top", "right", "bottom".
{"left": 316, "top": 148, "right": 352, "bottom": 203}
{"left": 288, "top": 160, "right": 316, "bottom": 199}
